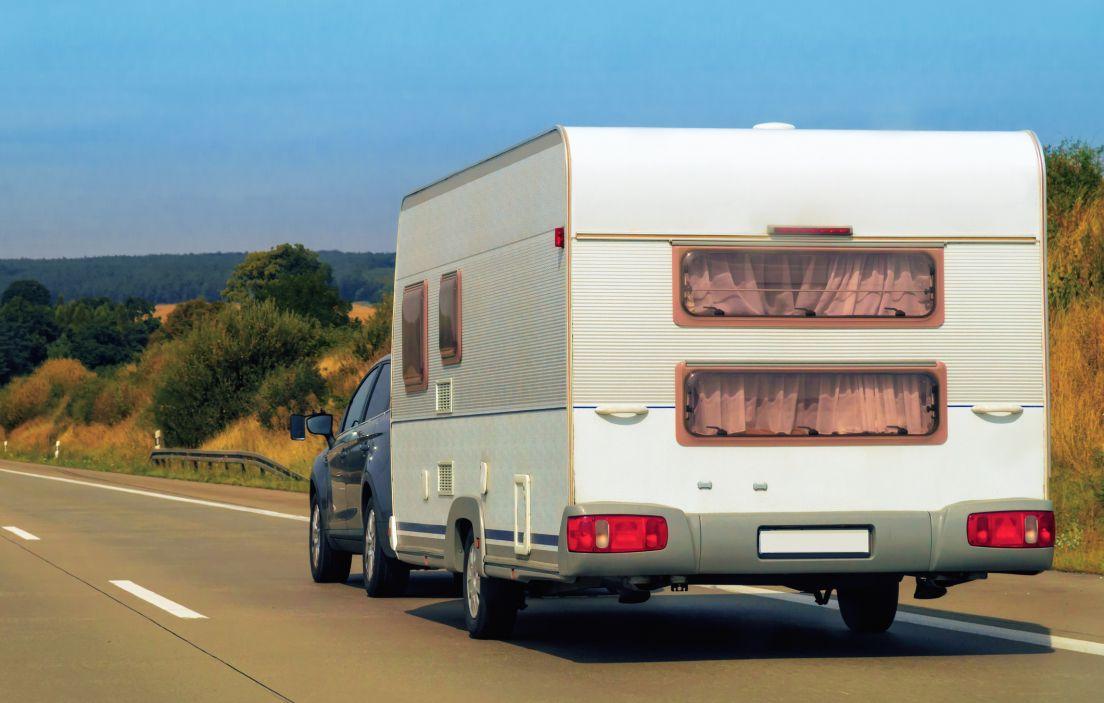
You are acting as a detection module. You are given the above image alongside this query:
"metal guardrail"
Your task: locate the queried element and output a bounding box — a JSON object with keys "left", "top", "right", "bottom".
{"left": 149, "top": 448, "right": 305, "bottom": 482}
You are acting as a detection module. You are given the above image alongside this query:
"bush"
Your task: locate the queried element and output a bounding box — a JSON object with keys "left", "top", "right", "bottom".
{"left": 152, "top": 300, "right": 325, "bottom": 446}
{"left": 352, "top": 293, "right": 392, "bottom": 362}
{"left": 0, "top": 358, "right": 91, "bottom": 431}
{"left": 255, "top": 363, "right": 328, "bottom": 430}
{"left": 68, "top": 375, "right": 142, "bottom": 425}
{"left": 161, "top": 299, "right": 225, "bottom": 339}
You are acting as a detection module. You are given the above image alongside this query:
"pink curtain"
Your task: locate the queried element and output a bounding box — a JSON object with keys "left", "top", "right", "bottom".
{"left": 685, "top": 371, "right": 937, "bottom": 437}
{"left": 682, "top": 250, "right": 935, "bottom": 318}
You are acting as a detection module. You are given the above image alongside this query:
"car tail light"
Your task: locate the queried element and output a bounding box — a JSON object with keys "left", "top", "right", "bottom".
{"left": 967, "top": 511, "right": 1054, "bottom": 548}
{"left": 567, "top": 515, "right": 668, "bottom": 553}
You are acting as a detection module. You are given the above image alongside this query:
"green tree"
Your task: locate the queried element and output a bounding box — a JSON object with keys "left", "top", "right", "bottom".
{"left": 49, "top": 297, "right": 159, "bottom": 369}
{"left": 1046, "top": 141, "right": 1104, "bottom": 233}
{"left": 1, "top": 279, "right": 52, "bottom": 306}
{"left": 0, "top": 296, "right": 60, "bottom": 383}
{"left": 223, "top": 244, "right": 351, "bottom": 326}
{"left": 152, "top": 300, "right": 326, "bottom": 446}
{"left": 161, "top": 298, "right": 225, "bottom": 338}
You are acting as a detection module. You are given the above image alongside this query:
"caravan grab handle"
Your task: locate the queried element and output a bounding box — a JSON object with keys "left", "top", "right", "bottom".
{"left": 971, "top": 404, "right": 1024, "bottom": 417}
{"left": 595, "top": 405, "right": 649, "bottom": 418}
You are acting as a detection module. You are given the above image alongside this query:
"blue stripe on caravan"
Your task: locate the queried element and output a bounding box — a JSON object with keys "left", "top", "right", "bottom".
{"left": 485, "top": 528, "right": 559, "bottom": 547}
{"left": 396, "top": 522, "right": 447, "bottom": 535}
{"left": 948, "top": 404, "right": 1045, "bottom": 409}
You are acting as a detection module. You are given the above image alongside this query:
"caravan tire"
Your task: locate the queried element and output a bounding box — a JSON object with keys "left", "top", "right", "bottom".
{"left": 837, "top": 581, "right": 899, "bottom": 633}
{"left": 462, "top": 533, "right": 522, "bottom": 639}
{"left": 362, "top": 502, "right": 409, "bottom": 597}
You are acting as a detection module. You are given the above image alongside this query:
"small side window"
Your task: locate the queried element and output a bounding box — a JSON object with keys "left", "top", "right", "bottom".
{"left": 401, "top": 281, "right": 427, "bottom": 391}
{"left": 439, "top": 271, "right": 462, "bottom": 365}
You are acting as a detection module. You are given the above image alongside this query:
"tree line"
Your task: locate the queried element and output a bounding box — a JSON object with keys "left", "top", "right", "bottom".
{"left": 0, "top": 250, "right": 395, "bottom": 305}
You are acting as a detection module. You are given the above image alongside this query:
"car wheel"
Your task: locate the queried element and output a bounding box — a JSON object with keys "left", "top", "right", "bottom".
{"left": 309, "top": 494, "right": 351, "bottom": 583}
{"left": 462, "top": 532, "right": 523, "bottom": 639}
{"left": 362, "top": 501, "right": 409, "bottom": 597}
{"left": 837, "top": 581, "right": 899, "bottom": 633}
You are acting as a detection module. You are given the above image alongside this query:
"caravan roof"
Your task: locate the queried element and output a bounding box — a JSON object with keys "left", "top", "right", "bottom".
{"left": 403, "top": 126, "right": 1044, "bottom": 240}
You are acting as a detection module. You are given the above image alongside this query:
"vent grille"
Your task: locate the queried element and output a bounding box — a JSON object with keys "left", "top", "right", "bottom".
{"left": 437, "top": 461, "right": 454, "bottom": 496}
{"left": 435, "top": 379, "right": 453, "bottom": 414}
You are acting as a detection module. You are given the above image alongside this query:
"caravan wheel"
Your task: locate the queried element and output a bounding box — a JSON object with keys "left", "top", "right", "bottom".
{"left": 462, "top": 534, "right": 522, "bottom": 639}
{"left": 837, "top": 581, "right": 899, "bottom": 633}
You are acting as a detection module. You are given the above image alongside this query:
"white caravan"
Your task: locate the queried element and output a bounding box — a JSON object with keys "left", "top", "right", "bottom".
{"left": 386, "top": 126, "right": 1053, "bottom": 638}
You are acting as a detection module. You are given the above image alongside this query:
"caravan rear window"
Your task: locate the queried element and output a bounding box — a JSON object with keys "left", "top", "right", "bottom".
{"left": 676, "top": 364, "right": 946, "bottom": 446}
{"left": 674, "top": 247, "right": 942, "bottom": 327}
{"left": 401, "top": 281, "right": 427, "bottom": 391}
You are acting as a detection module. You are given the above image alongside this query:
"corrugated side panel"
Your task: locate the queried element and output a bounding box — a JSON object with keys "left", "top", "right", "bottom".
{"left": 393, "top": 144, "right": 568, "bottom": 421}
{"left": 571, "top": 240, "right": 1045, "bottom": 405}
{"left": 392, "top": 230, "right": 567, "bottom": 419}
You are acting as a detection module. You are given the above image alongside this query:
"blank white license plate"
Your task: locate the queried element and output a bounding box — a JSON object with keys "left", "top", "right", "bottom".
{"left": 758, "top": 528, "right": 871, "bottom": 558}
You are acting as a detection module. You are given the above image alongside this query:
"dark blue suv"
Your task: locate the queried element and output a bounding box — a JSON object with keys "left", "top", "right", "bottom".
{"left": 290, "top": 355, "right": 409, "bottom": 596}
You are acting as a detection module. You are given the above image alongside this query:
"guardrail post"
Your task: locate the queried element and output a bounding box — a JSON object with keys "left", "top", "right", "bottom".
{"left": 54, "top": 440, "right": 61, "bottom": 460}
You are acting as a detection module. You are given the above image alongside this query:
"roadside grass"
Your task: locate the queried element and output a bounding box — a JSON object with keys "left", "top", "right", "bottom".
{"left": 1049, "top": 297, "right": 1104, "bottom": 572}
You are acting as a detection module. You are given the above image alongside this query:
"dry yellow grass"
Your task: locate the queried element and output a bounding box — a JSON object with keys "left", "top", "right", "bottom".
{"left": 201, "top": 415, "right": 321, "bottom": 476}
{"left": 1048, "top": 298, "right": 1104, "bottom": 571}
{"left": 153, "top": 303, "right": 177, "bottom": 322}
{"left": 349, "top": 302, "right": 377, "bottom": 323}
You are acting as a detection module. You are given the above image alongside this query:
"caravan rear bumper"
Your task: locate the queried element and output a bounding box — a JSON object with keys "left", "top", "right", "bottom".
{"left": 557, "top": 498, "right": 1053, "bottom": 579}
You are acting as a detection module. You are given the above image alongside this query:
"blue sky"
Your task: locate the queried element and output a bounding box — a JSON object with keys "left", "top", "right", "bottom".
{"left": 1, "top": 0, "right": 1102, "bottom": 257}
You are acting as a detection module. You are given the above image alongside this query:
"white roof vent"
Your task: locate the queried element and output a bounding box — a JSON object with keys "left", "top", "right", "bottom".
{"left": 753, "top": 122, "right": 796, "bottom": 130}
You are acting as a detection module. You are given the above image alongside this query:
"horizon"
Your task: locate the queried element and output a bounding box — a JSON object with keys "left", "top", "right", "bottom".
{"left": 0, "top": 247, "right": 396, "bottom": 262}
{"left": 3, "top": 1, "right": 1103, "bottom": 258}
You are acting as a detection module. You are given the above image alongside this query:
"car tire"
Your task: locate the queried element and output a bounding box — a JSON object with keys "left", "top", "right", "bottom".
{"left": 309, "top": 494, "right": 351, "bottom": 583}
{"left": 462, "top": 532, "right": 523, "bottom": 639}
{"left": 362, "top": 501, "right": 409, "bottom": 597}
{"left": 837, "top": 581, "right": 899, "bottom": 633}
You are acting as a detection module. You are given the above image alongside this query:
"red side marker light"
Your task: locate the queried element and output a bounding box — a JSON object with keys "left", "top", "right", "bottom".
{"left": 554, "top": 227, "right": 565, "bottom": 248}
{"left": 769, "top": 225, "right": 853, "bottom": 236}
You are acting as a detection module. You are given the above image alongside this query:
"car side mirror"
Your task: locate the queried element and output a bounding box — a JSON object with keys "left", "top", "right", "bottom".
{"left": 306, "top": 413, "right": 335, "bottom": 448}
{"left": 289, "top": 414, "right": 306, "bottom": 441}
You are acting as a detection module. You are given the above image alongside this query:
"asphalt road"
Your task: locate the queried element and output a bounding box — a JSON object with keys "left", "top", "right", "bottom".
{"left": 3, "top": 458, "right": 1103, "bottom": 702}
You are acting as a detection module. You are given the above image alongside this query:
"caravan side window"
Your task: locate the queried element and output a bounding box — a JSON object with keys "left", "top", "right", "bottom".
{"left": 401, "top": 281, "right": 428, "bottom": 391}
{"left": 676, "top": 363, "right": 947, "bottom": 446}
{"left": 439, "top": 271, "right": 461, "bottom": 365}
{"left": 673, "top": 247, "right": 943, "bottom": 327}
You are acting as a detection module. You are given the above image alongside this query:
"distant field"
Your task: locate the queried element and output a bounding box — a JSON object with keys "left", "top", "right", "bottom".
{"left": 349, "top": 302, "right": 376, "bottom": 322}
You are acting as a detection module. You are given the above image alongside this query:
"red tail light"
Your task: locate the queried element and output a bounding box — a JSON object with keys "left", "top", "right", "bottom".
{"left": 567, "top": 515, "right": 668, "bottom": 553}
{"left": 967, "top": 511, "right": 1054, "bottom": 548}
{"left": 554, "top": 227, "right": 565, "bottom": 248}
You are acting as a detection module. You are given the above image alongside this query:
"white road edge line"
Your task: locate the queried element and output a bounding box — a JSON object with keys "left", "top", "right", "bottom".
{"left": 719, "top": 585, "right": 1104, "bottom": 658}
{"left": 2, "top": 525, "right": 40, "bottom": 540}
{"left": 110, "top": 580, "right": 208, "bottom": 619}
{"left": 0, "top": 468, "right": 307, "bottom": 522}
